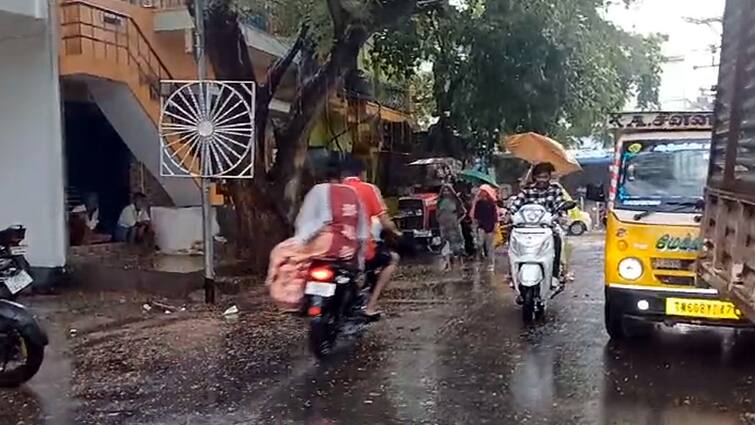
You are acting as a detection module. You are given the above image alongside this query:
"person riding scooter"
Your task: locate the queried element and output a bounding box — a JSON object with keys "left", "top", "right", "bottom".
{"left": 509, "top": 162, "right": 569, "bottom": 288}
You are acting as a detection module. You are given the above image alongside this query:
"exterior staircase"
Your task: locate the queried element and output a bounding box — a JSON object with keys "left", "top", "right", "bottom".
{"left": 58, "top": 0, "right": 202, "bottom": 206}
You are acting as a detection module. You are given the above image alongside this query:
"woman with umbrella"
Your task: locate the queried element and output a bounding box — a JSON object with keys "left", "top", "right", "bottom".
{"left": 458, "top": 169, "right": 501, "bottom": 269}
{"left": 437, "top": 184, "right": 467, "bottom": 270}
{"left": 470, "top": 184, "right": 500, "bottom": 272}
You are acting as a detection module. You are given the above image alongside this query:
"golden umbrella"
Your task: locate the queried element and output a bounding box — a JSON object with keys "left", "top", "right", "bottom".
{"left": 501, "top": 132, "right": 582, "bottom": 176}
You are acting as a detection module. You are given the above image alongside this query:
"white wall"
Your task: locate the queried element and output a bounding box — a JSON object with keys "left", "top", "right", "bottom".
{"left": 0, "top": 0, "right": 45, "bottom": 20}
{"left": 0, "top": 7, "right": 66, "bottom": 268}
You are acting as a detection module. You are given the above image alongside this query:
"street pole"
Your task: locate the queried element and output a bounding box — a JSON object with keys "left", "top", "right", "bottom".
{"left": 195, "top": 0, "right": 215, "bottom": 304}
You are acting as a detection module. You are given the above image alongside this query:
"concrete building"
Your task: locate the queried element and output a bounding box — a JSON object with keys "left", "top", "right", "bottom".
{"left": 0, "top": 0, "right": 66, "bottom": 281}
{"left": 0, "top": 0, "right": 414, "bottom": 286}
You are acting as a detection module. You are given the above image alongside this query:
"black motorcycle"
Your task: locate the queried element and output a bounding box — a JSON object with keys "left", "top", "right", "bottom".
{"left": 0, "top": 226, "right": 47, "bottom": 387}
{"left": 303, "top": 259, "right": 380, "bottom": 359}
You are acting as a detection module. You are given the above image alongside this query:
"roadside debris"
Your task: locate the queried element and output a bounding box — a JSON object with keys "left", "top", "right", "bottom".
{"left": 152, "top": 300, "right": 180, "bottom": 312}
{"left": 223, "top": 305, "right": 239, "bottom": 317}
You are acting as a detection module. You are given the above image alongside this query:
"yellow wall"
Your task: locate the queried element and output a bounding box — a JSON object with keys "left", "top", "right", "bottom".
{"left": 309, "top": 110, "right": 353, "bottom": 152}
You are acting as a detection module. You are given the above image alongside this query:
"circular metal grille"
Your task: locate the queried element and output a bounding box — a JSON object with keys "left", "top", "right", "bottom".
{"left": 159, "top": 81, "right": 255, "bottom": 178}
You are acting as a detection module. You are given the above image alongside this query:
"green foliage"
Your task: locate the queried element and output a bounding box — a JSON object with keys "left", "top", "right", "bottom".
{"left": 410, "top": 71, "right": 436, "bottom": 129}
{"left": 370, "top": 0, "right": 664, "bottom": 153}
{"left": 231, "top": 0, "right": 330, "bottom": 53}
{"left": 230, "top": 0, "right": 663, "bottom": 153}
{"left": 233, "top": 0, "right": 400, "bottom": 57}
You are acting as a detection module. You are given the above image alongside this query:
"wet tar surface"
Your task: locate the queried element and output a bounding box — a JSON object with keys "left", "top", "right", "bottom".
{"left": 1, "top": 235, "right": 755, "bottom": 424}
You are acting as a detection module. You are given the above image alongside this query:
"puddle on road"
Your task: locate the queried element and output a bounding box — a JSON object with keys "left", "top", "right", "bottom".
{"left": 2, "top": 237, "right": 755, "bottom": 425}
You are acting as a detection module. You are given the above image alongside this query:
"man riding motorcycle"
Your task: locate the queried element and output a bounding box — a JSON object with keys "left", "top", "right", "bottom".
{"left": 343, "top": 160, "right": 400, "bottom": 321}
{"left": 509, "top": 162, "right": 569, "bottom": 288}
{"left": 266, "top": 161, "right": 369, "bottom": 311}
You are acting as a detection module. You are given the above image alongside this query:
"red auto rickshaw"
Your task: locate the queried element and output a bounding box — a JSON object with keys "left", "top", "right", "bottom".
{"left": 394, "top": 158, "right": 462, "bottom": 252}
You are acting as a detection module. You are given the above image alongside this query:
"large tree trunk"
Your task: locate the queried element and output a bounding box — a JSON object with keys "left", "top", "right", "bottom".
{"left": 197, "top": 0, "right": 420, "bottom": 270}
{"left": 200, "top": 1, "right": 296, "bottom": 266}
{"left": 228, "top": 180, "right": 289, "bottom": 271}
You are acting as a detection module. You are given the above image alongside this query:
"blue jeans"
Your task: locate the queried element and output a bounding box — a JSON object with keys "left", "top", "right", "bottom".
{"left": 114, "top": 226, "right": 131, "bottom": 242}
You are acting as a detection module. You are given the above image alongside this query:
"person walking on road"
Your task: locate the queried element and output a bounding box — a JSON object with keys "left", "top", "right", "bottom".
{"left": 437, "top": 184, "right": 466, "bottom": 270}
{"left": 470, "top": 184, "right": 499, "bottom": 272}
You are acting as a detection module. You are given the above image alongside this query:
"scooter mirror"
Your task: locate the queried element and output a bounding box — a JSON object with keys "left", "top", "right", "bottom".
{"left": 559, "top": 201, "right": 577, "bottom": 211}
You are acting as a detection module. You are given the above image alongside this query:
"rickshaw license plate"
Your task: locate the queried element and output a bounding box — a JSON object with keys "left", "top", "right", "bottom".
{"left": 305, "top": 281, "right": 336, "bottom": 297}
{"left": 665, "top": 298, "right": 741, "bottom": 320}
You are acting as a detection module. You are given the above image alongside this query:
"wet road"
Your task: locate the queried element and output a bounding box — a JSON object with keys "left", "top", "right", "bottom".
{"left": 2, "top": 235, "right": 755, "bottom": 424}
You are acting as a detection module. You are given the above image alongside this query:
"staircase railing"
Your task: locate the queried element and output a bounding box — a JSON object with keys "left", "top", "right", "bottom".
{"left": 116, "top": 0, "right": 186, "bottom": 10}
{"left": 59, "top": 1, "right": 174, "bottom": 103}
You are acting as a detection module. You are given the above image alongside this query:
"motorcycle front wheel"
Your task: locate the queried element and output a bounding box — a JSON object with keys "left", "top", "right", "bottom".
{"left": 0, "top": 326, "right": 45, "bottom": 387}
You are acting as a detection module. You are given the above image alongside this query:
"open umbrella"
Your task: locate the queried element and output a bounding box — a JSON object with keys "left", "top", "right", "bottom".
{"left": 501, "top": 132, "right": 582, "bottom": 176}
{"left": 459, "top": 169, "right": 499, "bottom": 188}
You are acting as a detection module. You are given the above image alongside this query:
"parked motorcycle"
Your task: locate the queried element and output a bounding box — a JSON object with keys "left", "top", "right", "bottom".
{"left": 0, "top": 225, "right": 47, "bottom": 387}
{"left": 508, "top": 202, "right": 576, "bottom": 323}
{"left": 303, "top": 258, "right": 380, "bottom": 359}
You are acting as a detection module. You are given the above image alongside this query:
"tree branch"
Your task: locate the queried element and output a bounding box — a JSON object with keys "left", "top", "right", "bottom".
{"left": 259, "top": 23, "right": 310, "bottom": 105}
{"left": 416, "top": 0, "right": 448, "bottom": 12}
{"left": 300, "top": 35, "right": 319, "bottom": 78}
{"left": 368, "top": 0, "right": 420, "bottom": 31}
{"left": 250, "top": 23, "right": 310, "bottom": 179}
{"left": 195, "top": 0, "right": 258, "bottom": 85}
{"left": 327, "top": 0, "right": 348, "bottom": 34}
{"left": 268, "top": 24, "right": 370, "bottom": 218}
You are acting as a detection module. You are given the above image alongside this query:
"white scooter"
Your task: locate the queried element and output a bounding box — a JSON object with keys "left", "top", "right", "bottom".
{"left": 508, "top": 201, "right": 575, "bottom": 322}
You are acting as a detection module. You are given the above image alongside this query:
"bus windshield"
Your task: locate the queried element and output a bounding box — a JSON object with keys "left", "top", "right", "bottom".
{"left": 616, "top": 138, "right": 710, "bottom": 212}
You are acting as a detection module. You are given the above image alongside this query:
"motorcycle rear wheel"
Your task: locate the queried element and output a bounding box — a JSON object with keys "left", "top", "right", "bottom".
{"left": 309, "top": 315, "right": 338, "bottom": 359}
{"left": 0, "top": 327, "right": 44, "bottom": 387}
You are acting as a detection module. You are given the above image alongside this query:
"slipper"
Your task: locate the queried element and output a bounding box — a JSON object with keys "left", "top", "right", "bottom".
{"left": 360, "top": 309, "right": 383, "bottom": 322}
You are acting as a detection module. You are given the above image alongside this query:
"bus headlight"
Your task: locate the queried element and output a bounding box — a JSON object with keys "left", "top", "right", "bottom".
{"left": 618, "top": 258, "right": 643, "bottom": 280}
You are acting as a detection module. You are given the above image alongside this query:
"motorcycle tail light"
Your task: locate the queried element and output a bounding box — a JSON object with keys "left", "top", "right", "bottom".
{"left": 309, "top": 267, "right": 334, "bottom": 282}
{"left": 307, "top": 306, "right": 322, "bottom": 316}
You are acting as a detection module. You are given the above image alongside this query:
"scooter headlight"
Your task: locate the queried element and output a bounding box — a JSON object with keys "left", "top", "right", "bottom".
{"left": 523, "top": 209, "right": 545, "bottom": 224}
{"left": 618, "top": 257, "right": 643, "bottom": 281}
